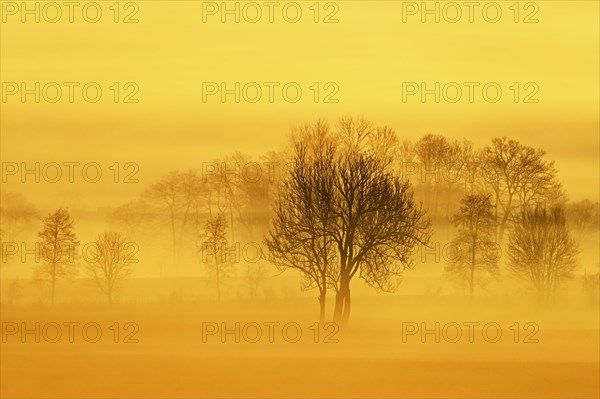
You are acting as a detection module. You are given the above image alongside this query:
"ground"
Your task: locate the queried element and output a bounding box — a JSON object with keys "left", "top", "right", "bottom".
{"left": 1, "top": 295, "right": 598, "bottom": 398}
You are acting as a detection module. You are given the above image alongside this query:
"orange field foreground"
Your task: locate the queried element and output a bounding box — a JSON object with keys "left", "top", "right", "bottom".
{"left": 1, "top": 296, "right": 598, "bottom": 398}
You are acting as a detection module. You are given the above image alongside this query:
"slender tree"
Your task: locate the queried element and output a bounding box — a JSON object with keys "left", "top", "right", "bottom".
{"left": 143, "top": 171, "right": 180, "bottom": 269}
{"left": 201, "top": 212, "right": 233, "bottom": 301}
{"left": 582, "top": 266, "right": 599, "bottom": 307}
{"left": 446, "top": 194, "right": 499, "bottom": 301}
{"left": 245, "top": 261, "right": 269, "bottom": 299}
{"left": 85, "top": 231, "right": 134, "bottom": 305}
{"left": 35, "top": 208, "right": 79, "bottom": 305}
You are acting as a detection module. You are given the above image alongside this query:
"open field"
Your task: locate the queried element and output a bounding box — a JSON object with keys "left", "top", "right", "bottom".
{"left": 2, "top": 295, "right": 598, "bottom": 398}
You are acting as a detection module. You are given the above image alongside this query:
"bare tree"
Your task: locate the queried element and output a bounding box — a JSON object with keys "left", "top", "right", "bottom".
{"left": 582, "top": 266, "right": 599, "bottom": 307}
{"left": 481, "top": 137, "right": 563, "bottom": 242}
{"left": 2, "top": 279, "right": 23, "bottom": 305}
{"left": 267, "top": 119, "right": 431, "bottom": 325}
{"left": 204, "top": 158, "right": 239, "bottom": 242}
{"left": 265, "top": 131, "right": 338, "bottom": 323}
{"left": 142, "top": 170, "right": 206, "bottom": 273}
{"left": 337, "top": 116, "right": 374, "bottom": 153}
{"left": 85, "top": 231, "right": 134, "bottom": 305}
{"left": 245, "top": 261, "right": 269, "bottom": 299}
{"left": 207, "top": 152, "right": 278, "bottom": 301}
{"left": 200, "top": 212, "right": 234, "bottom": 301}
{"left": 110, "top": 200, "right": 145, "bottom": 238}
{"left": 565, "top": 199, "right": 600, "bottom": 243}
{"left": 446, "top": 194, "right": 499, "bottom": 301}
{"left": 330, "top": 150, "right": 431, "bottom": 325}
{"left": 176, "top": 170, "right": 207, "bottom": 261}
{"left": 209, "top": 152, "right": 275, "bottom": 245}
{"left": 367, "top": 126, "right": 399, "bottom": 170}
{"left": 0, "top": 190, "right": 38, "bottom": 266}
{"left": 508, "top": 205, "right": 578, "bottom": 304}
{"left": 413, "top": 134, "right": 475, "bottom": 222}
{"left": 143, "top": 171, "right": 180, "bottom": 269}
{"left": 35, "top": 208, "right": 79, "bottom": 305}
{"left": 0, "top": 190, "right": 38, "bottom": 240}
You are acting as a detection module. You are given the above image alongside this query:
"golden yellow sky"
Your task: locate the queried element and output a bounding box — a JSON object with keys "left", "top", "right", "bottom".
{"left": 1, "top": 0, "right": 599, "bottom": 209}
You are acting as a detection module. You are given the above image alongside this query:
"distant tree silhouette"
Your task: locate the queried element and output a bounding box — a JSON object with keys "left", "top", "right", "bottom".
{"left": 35, "top": 208, "right": 79, "bottom": 305}
{"left": 245, "top": 261, "right": 269, "bottom": 299}
{"left": 85, "top": 231, "right": 134, "bottom": 305}
{"left": 0, "top": 190, "right": 38, "bottom": 266}
{"left": 337, "top": 116, "right": 374, "bottom": 153}
{"left": 143, "top": 171, "right": 180, "bottom": 270}
{"left": 565, "top": 199, "right": 600, "bottom": 243}
{"left": 508, "top": 205, "right": 578, "bottom": 304}
{"left": 582, "top": 267, "right": 599, "bottom": 307}
{"left": 481, "top": 137, "right": 563, "bottom": 242}
{"left": 3, "top": 279, "right": 22, "bottom": 305}
{"left": 110, "top": 200, "right": 146, "bottom": 238}
{"left": 367, "top": 126, "right": 399, "bottom": 168}
{"left": 413, "top": 134, "right": 475, "bottom": 223}
{"left": 204, "top": 157, "right": 239, "bottom": 242}
{"left": 201, "top": 212, "right": 233, "bottom": 301}
{"left": 142, "top": 170, "right": 206, "bottom": 273}
{"left": 0, "top": 190, "right": 39, "bottom": 241}
{"left": 446, "top": 194, "right": 499, "bottom": 301}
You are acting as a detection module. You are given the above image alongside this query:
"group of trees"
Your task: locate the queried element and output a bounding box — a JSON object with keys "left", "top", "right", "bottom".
{"left": 1, "top": 204, "right": 133, "bottom": 305}
{"left": 1, "top": 117, "right": 598, "bottom": 316}
{"left": 268, "top": 119, "right": 596, "bottom": 313}
{"left": 262, "top": 119, "right": 589, "bottom": 314}
{"left": 442, "top": 136, "right": 575, "bottom": 304}
{"left": 110, "top": 152, "right": 279, "bottom": 291}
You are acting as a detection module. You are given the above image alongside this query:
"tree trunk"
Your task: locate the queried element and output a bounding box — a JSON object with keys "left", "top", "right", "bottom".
{"left": 334, "top": 277, "right": 351, "bottom": 328}
{"left": 333, "top": 289, "right": 344, "bottom": 322}
{"left": 342, "top": 286, "right": 351, "bottom": 326}
{"left": 318, "top": 290, "right": 326, "bottom": 324}
{"left": 497, "top": 195, "right": 513, "bottom": 244}
{"left": 469, "top": 267, "right": 474, "bottom": 304}
{"left": 108, "top": 288, "right": 113, "bottom": 307}
{"left": 176, "top": 205, "right": 191, "bottom": 273}
{"left": 170, "top": 208, "right": 177, "bottom": 274}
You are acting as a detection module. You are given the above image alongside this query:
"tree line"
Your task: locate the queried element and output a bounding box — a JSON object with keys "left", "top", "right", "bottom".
{"left": 1, "top": 117, "right": 598, "bottom": 319}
